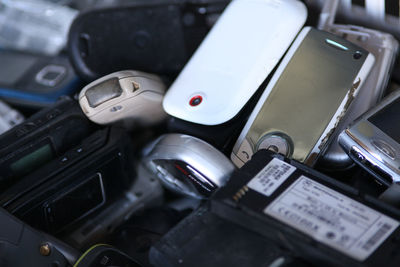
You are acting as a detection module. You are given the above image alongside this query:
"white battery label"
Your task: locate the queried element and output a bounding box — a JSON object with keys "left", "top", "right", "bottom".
{"left": 247, "top": 158, "right": 296, "bottom": 197}
{"left": 264, "top": 176, "right": 399, "bottom": 261}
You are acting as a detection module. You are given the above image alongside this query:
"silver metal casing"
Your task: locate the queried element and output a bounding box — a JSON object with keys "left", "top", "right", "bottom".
{"left": 142, "top": 134, "right": 236, "bottom": 199}
{"left": 339, "top": 90, "right": 400, "bottom": 185}
{"left": 231, "top": 26, "right": 375, "bottom": 167}
{"left": 317, "top": 0, "right": 399, "bottom": 170}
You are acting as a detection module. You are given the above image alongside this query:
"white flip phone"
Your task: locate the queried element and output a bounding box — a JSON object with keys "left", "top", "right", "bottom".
{"left": 162, "top": 0, "right": 307, "bottom": 125}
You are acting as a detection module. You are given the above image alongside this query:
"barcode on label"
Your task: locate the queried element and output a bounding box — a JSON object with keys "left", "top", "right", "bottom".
{"left": 264, "top": 176, "right": 400, "bottom": 261}
{"left": 362, "top": 223, "right": 392, "bottom": 251}
{"left": 247, "top": 158, "right": 296, "bottom": 197}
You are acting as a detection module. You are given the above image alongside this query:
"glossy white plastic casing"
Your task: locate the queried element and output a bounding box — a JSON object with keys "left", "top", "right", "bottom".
{"left": 162, "top": 0, "right": 307, "bottom": 125}
{"left": 79, "top": 70, "right": 166, "bottom": 126}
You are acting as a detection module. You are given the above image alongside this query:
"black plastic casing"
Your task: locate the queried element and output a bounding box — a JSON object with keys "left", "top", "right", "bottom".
{"left": 149, "top": 205, "right": 312, "bottom": 267}
{"left": 0, "top": 208, "right": 69, "bottom": 267}
{"left": 0, "top": 126, "right": 136, "bottom": 235}
{"left": 75, "top": 244, "right": 141, "bottom": 267}
{"left": 68, "top": 0, "right": 229, "bottom": 82}
{"left": 0, "top": 97, "right": 96, "bottom": 188}
{"left": 211, "top": 150, "right": 400, "bottom": 267}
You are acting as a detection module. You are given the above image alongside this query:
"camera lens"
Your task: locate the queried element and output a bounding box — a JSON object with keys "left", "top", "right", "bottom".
{"left": 189, "top": 95, "right": 202, "bottom": 106}
{"left": 353, "top": 51, "right": 362, "bottom": 60}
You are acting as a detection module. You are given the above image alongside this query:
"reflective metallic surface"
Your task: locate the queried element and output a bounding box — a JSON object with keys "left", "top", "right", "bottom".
{"left": 236, "top": 28, "right": 370, "bottom": 165}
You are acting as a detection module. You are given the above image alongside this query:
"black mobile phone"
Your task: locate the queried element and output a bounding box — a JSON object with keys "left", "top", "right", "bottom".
{"left": 0, "top": 208, "right": 71, "bottom": 267}
{"left": 212, "top": 150, "right": 400, "bottom": 267}
{"left": 0, "top": 49, "right": 81, "bottom": 108}
{"left": 0, "top": 126, "right": 136, "bottom": 235}
{"left": 0, "top": 97, "right": 96, "bottom": 188}
{"left": 67, "top": 0, "right": 229, "bottom": 81}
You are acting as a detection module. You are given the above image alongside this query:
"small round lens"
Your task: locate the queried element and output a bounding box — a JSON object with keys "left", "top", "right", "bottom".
{"left": 353, "top": 51, "right": 362, "bottom": 60}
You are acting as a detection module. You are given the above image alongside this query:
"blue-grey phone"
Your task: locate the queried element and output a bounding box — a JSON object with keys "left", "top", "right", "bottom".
{"left": 0, "top": 49, "right": 81, "bottom": 108}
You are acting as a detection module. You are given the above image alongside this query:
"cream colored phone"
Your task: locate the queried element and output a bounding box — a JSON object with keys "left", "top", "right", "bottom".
{"left": 79, "top": 70, "right": 167, "bottom": 127}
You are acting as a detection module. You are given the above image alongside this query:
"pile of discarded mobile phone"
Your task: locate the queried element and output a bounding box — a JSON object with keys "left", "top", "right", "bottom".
{"left": 2, "top": 0, "right": 400, "bottom": 266}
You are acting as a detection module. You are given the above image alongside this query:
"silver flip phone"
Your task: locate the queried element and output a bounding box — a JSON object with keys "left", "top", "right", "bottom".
{"left": 317, "top": 0, "right": 399, "bottom": 170}
{"left": 339, "top": 90, "right": 400, "bottom": 186}
{"left": 231, "top": 27, "right": 375, "bottom": 167}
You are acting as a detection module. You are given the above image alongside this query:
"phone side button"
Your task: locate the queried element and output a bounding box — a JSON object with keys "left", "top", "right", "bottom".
{"left": 350, "top": 147, "right": 366, "bottom": 163}
{"left": 371, "top": 139, "right": 396, "bottom": 160}
{"left": 237, "top": 139, "right": 254, "bottom": 163}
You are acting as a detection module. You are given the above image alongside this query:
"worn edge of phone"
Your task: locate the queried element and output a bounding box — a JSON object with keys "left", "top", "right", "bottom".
{"left": 318, "top": 25, "right": 399, "bottom": 169}
{"left": 315, "top": 0, "right": 400, "bottom": 169}
{"left": 231, "top": 26, "right": 375, "bottom": 167}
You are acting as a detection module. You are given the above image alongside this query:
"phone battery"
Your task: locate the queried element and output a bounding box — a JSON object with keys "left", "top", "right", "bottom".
{"left": 211, "top": 150, "right": 400, "bottom": 267}
{"left": 149, "top": 205, "right": 310, "bottom": 267}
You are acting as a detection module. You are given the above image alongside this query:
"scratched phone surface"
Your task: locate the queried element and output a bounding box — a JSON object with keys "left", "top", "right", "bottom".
{"left": 240, "top": 28, "right": 371, "bottom": 165}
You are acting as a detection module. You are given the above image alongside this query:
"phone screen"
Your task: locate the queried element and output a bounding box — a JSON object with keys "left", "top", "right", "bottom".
{"left": 0, "top": 52, "right": 37, "bottom": 86}
{"left": 50, "top": 174, "right": 104, "bottom": 230}
{"left": 368, "top": 97, "right": 400, "bottom": 143}
{"left": 10, "top": 142, "right": 54, "bottom": 178}
{"left": 85, "top": 77, "right": 122, "bottom": 108}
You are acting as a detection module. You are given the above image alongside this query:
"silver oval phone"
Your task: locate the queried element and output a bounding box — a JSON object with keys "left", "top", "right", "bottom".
{"left": 142, "top": 134, "right": 236, "bottom": 199}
